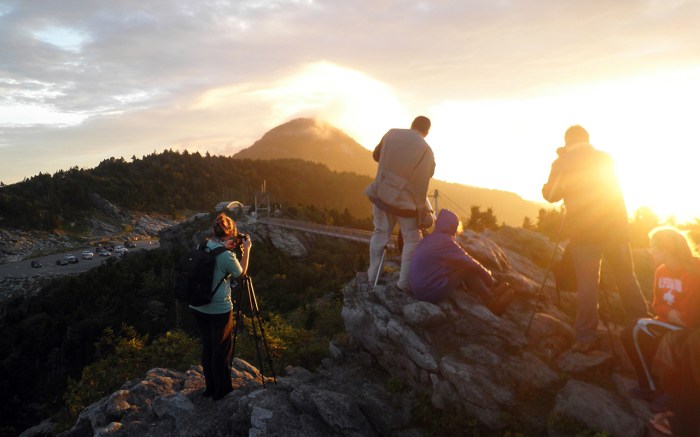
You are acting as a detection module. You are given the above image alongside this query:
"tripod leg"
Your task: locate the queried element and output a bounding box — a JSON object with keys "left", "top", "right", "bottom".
{"left": 526, "top": 240, "right": 563, "bottom": 336}
{"left": 232, "top": 279, "right": 245, "bottom": 357}
{"left": 245, "top": 278, "right": 265, "bottom": 387}
{"left": 598, "top": 279, "right": 617, "bottom": 358}
{"left": 247, "top": 278, "right": 278, "bottom": 384}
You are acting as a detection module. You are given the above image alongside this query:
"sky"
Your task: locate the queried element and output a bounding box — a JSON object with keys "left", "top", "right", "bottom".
{"left": 1, "top": 0, "right": 700, "bottom": 222}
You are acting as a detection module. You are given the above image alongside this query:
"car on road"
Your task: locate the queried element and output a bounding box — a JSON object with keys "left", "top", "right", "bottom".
{"left": 65, "top": 254, "right": 79, "bottom": 264}
{"left": 124, "top": 240, "right": 136, "bottom": 248}
{"left": 82, "top": 250, "right": 94, "bottom": 260}
{"left": 113, "top": 245, "right": 128, "bottom": 255}
{"left": 30, "top": 260, "right": 42, "bottom": 268}
{"left": 56, "top": 259, "right": 69, "bottom": 266}
{"left": 97, "top": 249, "right": 111, "bottom": 257}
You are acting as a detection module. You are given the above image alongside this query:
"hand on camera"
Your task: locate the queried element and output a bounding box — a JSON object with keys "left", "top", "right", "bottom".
{"left": 241, "top": 235, "right": 252, "bottom": 250}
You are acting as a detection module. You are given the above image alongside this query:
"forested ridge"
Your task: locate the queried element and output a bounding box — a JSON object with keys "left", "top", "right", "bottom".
{"left": 0, "top": 150, "right": 374, "bottom": 230}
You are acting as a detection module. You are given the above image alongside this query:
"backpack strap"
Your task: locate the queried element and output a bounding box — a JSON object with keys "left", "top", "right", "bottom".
{"left": 208, "top": 246, "right": 231, "bottom": 295}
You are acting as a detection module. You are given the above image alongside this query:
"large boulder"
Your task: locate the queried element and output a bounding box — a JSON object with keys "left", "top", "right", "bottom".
{"left": 342, "top": 226, "right": 649, "bottom": 435}
{"left": 59, "top": 356, "right": 423, "bottom": 437}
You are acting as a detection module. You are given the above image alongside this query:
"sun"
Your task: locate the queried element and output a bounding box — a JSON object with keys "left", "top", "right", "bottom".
{"left": 427, "top": 67, "right": 700, "bottom": 225}
{"left": 259, "top": 61, "right": 409, "bottom": 148}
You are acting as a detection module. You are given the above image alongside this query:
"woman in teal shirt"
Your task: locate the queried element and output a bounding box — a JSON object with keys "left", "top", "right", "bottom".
{"left": 190, "top": 213, "right": 251, "bottom": 400}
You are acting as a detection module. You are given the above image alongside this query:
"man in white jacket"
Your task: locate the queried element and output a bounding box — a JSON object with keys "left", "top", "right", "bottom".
{"left": 364, "top": 116, "right": 435, "bottom": 292}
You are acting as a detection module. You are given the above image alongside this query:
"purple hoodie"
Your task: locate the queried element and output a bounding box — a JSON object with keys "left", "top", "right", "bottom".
{"left": 408, "top": 209, "right": 493, "bottom": 303}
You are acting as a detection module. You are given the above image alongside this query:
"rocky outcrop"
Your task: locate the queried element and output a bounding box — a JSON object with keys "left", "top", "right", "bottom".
{"left": 159, "top": 215, "right": 310, "bottom": 258}
{"left": 0, "top": 275, "right": 61, "bottom": 301}
{"left": 342, "top": 227, "right": 650, "bottom": 436}
{"left": 90, "top": 193, "right": 127, "bottom": 220}
{"left": 0, "top": 214, "right": 180, "bottom": 264}
{"left": 0, "top": 229, "right": 75, "bottom": 264}
{"left": 59, "top": 357, "right": 423, "bottom": 437}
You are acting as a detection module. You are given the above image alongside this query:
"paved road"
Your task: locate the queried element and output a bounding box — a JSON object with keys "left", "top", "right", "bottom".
{"left": 0, "top": 240, "right": 160, "bottom": 279}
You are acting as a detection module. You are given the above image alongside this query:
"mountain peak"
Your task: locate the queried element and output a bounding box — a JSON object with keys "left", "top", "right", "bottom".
{"left": 233, "top": 118, "right": 376, "bottom": 176}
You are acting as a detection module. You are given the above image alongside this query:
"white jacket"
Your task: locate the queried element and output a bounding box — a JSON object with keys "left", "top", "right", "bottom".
{"left": 364, "top": 128, "right": 435, "bottom": 212}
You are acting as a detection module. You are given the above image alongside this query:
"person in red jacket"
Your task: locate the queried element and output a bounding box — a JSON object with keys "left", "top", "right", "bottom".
{"left": 650, "top": 326, "right": 700, "bottom": 436}
{"left": 621, "top": 226, "right": 700, "bottom": 405}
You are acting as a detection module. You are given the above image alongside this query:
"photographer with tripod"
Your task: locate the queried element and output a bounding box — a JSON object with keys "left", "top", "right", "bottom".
{"left": 190, "top": 213, "right": 251, "bottom": 401}
{"left": 542, "top": 125, "right": 649, "bottom": 353}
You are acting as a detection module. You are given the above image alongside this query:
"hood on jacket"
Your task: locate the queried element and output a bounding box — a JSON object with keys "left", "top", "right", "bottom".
{"left": 434, "top": 209, "right": 460, "bottom": 236}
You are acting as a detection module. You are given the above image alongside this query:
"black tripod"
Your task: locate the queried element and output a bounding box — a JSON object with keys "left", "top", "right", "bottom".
{"left": 231, "top": 275, "right": 277, "bottom": 386}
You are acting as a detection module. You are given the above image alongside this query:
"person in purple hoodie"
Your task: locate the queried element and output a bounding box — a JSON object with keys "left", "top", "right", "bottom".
{"left": 408, "top": 209, "right": 515, "bottom": 316}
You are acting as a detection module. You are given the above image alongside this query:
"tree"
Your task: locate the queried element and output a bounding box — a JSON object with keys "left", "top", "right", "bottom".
{"left": 630, "top": 206, "right": 660, "bottom": 248}
{"left": 466, "top": 206, "right": 498, "bottom": 232}
{"left": 535, "top": 208, "right": 565, "bottom": 241}
{"left": 522, "top": 216, "right": 535, "bottom": 230}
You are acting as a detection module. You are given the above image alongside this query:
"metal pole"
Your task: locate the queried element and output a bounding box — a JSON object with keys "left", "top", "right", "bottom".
{"left": 372, "top": 247, "right": 386, "bottom": 291}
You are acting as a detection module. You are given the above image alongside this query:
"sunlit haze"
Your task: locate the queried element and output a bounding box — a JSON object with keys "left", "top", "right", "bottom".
{"left": 2, "top": 1, "right": 700, "bottom": 223}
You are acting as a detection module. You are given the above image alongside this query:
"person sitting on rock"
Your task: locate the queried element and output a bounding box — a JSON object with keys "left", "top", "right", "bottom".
{"left": 650, "top": 326, "right": 700, "bottom": 437}
{"left": 621, "top": 226, "right": 700, "bottom": 407}
{"left": 408, "top": 208, "right": 514, "bottom": 316}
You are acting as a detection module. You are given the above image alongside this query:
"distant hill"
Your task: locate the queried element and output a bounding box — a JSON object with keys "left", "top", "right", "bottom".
{"left": 0, "top": 152, "right": 375, "bottom": 231}
{"left": 233, "top": 118, "right": 545, "bottom": 225}
{"left": 428, "top": 180, "right": 545, "bottom": 228}
{"left": 233, "top": 118, "right": 377, "bottom": 176}
{"left": 0, "top": 119, "right": 547, "bottom": 231}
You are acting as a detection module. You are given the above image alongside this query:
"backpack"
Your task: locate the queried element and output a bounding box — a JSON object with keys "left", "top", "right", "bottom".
{"left": 174, "top": 241, "right": 229, "bottom": 306}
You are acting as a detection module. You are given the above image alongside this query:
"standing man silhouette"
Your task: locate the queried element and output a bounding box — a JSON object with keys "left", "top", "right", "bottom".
{"left": 542, "top": 125, "right": 649, "bottom": 352}
{"left": 365, "top": 116, "right": 435, "bottom": 293}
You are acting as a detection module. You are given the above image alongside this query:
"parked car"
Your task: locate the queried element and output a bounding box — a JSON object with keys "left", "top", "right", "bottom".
{"left": 30, "top": 260, "right": 42, "bottom": 268}
{"left": 82, "top": 250, "right": 94, "bottom": 260}
{"left": 56, "top": 259, "right": 69, "bottom": 266}
{"left": 64, "top": 254, "right": 79, "bottom": 264}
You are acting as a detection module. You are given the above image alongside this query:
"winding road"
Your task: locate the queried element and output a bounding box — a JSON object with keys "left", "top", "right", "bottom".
{"left": 0, "top": 240, "right": 160, "bottom": 279}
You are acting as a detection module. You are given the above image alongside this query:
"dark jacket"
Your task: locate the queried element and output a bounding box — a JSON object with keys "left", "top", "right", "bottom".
{"left": 542, "top": 143, "right": 630, "bottom": 245}
{"left": 409, "top": 210, "right": 493, "bottom": 302}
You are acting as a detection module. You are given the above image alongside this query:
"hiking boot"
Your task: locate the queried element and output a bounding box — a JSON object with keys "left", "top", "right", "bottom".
{"left": 570, "top": 340, "right": 598, "bottom": 353}
{"left": 486, "top": 282, "right": 515, "bottom": 316}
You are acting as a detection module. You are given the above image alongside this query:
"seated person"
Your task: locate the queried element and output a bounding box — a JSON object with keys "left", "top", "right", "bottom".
{"left": 650, "top": 327, "right": 700, "bottom": 437}
{"left": 621, "top": 226, "right": 700, "bottom": 403}
{"left": 408, "top": 209, "right": 514, "bottom": 316}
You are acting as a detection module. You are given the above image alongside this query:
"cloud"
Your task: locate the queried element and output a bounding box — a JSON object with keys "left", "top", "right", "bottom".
{"left": 1, "top": 0, "right": 700, "bottom": 193}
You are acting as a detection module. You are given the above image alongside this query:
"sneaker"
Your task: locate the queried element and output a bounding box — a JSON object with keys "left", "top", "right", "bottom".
{"left": 570, "top": 340, "right": 597, "bottom": 353}
{"left": 486, "top": 283, "right": 515, "bottom": 316}
{"left": 650, "top": 411, "right": 674, "bottom": 436}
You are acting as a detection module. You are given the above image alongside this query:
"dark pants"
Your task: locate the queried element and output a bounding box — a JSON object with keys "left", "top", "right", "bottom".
{"left": 446, "top": 270, "right": 492, "bottom": 301}
{"left": 621, "top": 322, "right": 663, "bottom": 391}
{"left": 669, "top": 355, "right": 700, "bottom": 437}
{"left": 570, "top": 242, "right": 648, "bottom": 342}
{"left": 191, "top": 309, "right": 234, "bottom": 397}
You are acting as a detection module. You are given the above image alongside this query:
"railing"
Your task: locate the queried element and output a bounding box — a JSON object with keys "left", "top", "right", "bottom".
{"left": 258, "top": 217, "right": 397, "bottom": 248}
